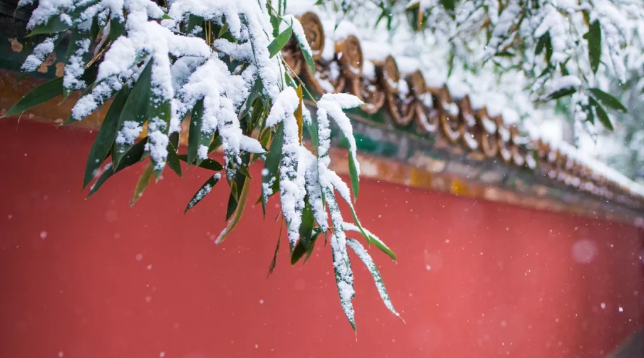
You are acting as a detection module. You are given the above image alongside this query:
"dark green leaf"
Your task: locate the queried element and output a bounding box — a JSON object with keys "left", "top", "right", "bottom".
{"left": 298, "top": 200, "right": 315, "bottom": 250}
{"left": 535, "top": 34, "right": 546, "bottom": 55}
{"left": 547, "top": 87, "right": 576, "bottom": 100}
{"left": 188, "top": 99, "right": 214, "bottom": 166}
{"left": 262, "top": 123, "right": 284, "bottom": 216}
{"left": 268, "top": 26, "right": 292, "bottom": 57}
{"left": 291, "top": 228, "right": 321, "bottom": 265}
{"left": 64, "top": 26, "right": 92, "bottom": 96}
{"left": 109, "top": 19, "right": 126, "bottom": 42}
{"left": 113, "top": 60, "right": 153, "bottom": 166}
{"left": 87, "top": 139, "right": 148, "bottom": 197}
{"left": 83, "top": 87, "right": 130, "bottom": 189}
{"left": 589, "top": 88, "right": 627, "bottom": 112}
{"left": 2, "top": 77, "right": 63, "bottom": 118}
{"left": 589, "top": 97, "right": 614, "bottom": 131}
{"left": 545, "top": 32, "right": 553, "bottom": 64}
{"left": 185, "top": 173, "right": 221, "bottom": 212}
{"left": 588, "top": 20, "right": 601, "bottom": 74}
{"left": 26, "top": 16, "right": 71, "bottom": 37}
{"left": 348, "top": 154, "right": 360, "bottom": 203}
{"left": 177, "top": 154, "right": 224, "bottom": 171}
{"left": 208, "top": 135, "right": 222, "bottom": 153}
{"left": 167, "top": 144, "right": 182, "bottom": 177}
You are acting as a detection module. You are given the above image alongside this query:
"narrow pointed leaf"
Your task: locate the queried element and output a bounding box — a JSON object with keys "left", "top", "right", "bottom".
{"left": 2, "top": 77, "right": 63, "bottom": 118}
{"left": 215, "top": 176, "right": 250, "bottom": 244}
{"left": 347, "top": 239, "right": 403, "bottom": 321}
{"left": 177, "top": 154, "right": 223, "bottom": 171}
{"left": 267, "top": 220, "right": 283, "bottom": 277}
{"left": 88, "top": 138, "right": 149, "bottom": 197}
{"left": 114, "top": 60, "right": 153, "bottom": 166}
{"left": 167, "top": 144, "right": 182, "bottom": 177}
{"left": 589, "top": 97, "right": 614, "bottom": 131}
{"left": 348, "top": 154, "right": 360, "bottom": 202}
{"left": 331, "top": 231, "right": 356, "bottom": 332}
{"left": 83, "top": 87, "right": 130, "bottom": 189}
{"left": 188, "top": 99, "right": 213, "bottom": 165}
{"left": 295, "top": 85, "right": 304, "bottom": 144}
{"left": 291, "top": 228, "right": 321, "bottom": 265}
{"left": 589, "top": 88, "right": 627, "bottom": 112}
{"left": 343, "top": 222, "right": 397, "bottom": 262}
{"left": 268, "top": 26, "right": 293, "bottom": 57}
{"left": 130, "top": 161, "right": 155, "bottom": 207}
{"left": 26, "top": 16, "right": 71, "bottom": 37}
{"left": 185, "top": 173, "right": 222, "bottom": 213}
{"left": 588, "top": 20, "right": 601, "bottom": 74}
{"left": 262, "top": 123, "right": 284, "bottom": 216}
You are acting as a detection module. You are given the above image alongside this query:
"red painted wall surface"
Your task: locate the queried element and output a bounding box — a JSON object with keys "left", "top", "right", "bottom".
{"left": 0, "top": 119, "right": 642, "bottom": 358}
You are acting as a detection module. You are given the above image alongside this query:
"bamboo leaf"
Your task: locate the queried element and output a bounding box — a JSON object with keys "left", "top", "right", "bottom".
{"left": 347, "top": 239, "right": 403, "bottom": 321}
{"left": 177, "top": 154, "right": 223, "bottom": 171}
{"left": 215, "top": 176, "right": 250, "bottom": 244}
{"left": 330, "top": 231, "right": 356, "bottom": 333}
{"left": 343, "top": 222, "right": 397, "bottom": 262}
{"left": 268, "top": 26, "right": 292, "bottom": 57}
{"left": 114, "top": 60, "right": 153, "bottom": 166}
{"left": 167, "top": 144, "right": 182, "bottom": 177}
{"left": 267, "top": 220, "right": 283, "bottom": 277}
{"left": 348, "top": 154, "right": 360, "bottom": 202}
{"left": 589, "top": 88, "right": 627, "bottom": 112}
{"left": 83, "top": 87, "right": 130, "bottom": 189}
{"left": 130, "top": 161, "right": 155, "bottom": 207}
{"left": 185, "top": 173, "right": 222, "bottom": 213}
{"left": 88, "top": 138, "right": 148, "bottom": 197}
{"left": 188, "top": 99, "right": 214, "bottom": 166}
{"left": 547, "top": 87, "right": 576, "bottom": 100}
{"left": 588, "top": 20, "right": 601, "bottom": 74}
{"left": 2, "top": 77, "right": 63, "bottom": 118}
{"left": 291, "top": 228, "right": 321, "bottom": 265}
{"left": 262, "top": 123, "right": 284, "bottom": 216}
{"left": 589, "top": 97, "right": 614, "bottom": 131}
{"left": 26, "top": 16, "right": 71, "bottom": 37}
{"left": 295, "top": 85, "right": 304, "bottom": 144}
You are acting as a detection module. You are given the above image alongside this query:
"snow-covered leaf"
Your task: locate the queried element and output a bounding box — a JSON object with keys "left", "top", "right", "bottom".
{"left": 177, "top": 154, "right": 223, "bottom": 171}
{"left": 83, "top": 87, "right": 130, "bottom": 189}
{"left": 166, "top": 143, "right": 183, "bottom": 177}
{"left": 114, "top": 61, "right": 153, "bottom": 166}
{"left": 262, "top": 123, "right": 283, "bottom": 217}
{"left": 346, "top": 239, "right": 402, "bottom": 320}
{"left": 331, "top": 230, "right": 356, "bottom": 332}
{"left": 343, "top": 222, "right": 397, "bottom": 262}
{"left": 187, "top": 99, "right": 213, "bottom": 166}
{"left": 185, "top": 173, "right": 222, "bottom": 213}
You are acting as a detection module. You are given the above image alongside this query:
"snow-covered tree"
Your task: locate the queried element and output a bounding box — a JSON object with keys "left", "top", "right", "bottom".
{"left": 3, "top": 0, "right": 402, "bottom": 332}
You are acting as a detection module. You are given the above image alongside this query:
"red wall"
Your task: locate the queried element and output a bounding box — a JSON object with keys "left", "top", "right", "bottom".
{"left": 0, "top": 119, "right": 642, "bottom": 358}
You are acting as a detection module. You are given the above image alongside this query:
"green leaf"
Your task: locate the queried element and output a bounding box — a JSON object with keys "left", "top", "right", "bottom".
{"left": 588, "top": 20, "right": 601, "bottom": 74}
{"left": 177, "top": 154, "right": 223, "bottom": 171}
{"left": 166, "top": 144, "right": 183, "bottom": 177}
{"left": 64, "top": 26, "right": 92, "bottom": 97}
{"left": 185, "top": 173, "right": 222, "bottom": 213}
{"left": 109, "top": 19, "right": 126, "bottom": 42}
{"left": 348, "top": 154, "right": 360, "bottom": 203}
{"left": 188, "top": 99, "right": 214, "bottom": 166}
{"left": 148, "top": 99, "right": 172, "bottom": 179}
{"left": 208, "top": 135, "right": 222, "bottom": 153}
{"left": 588, "top": 88, "right": 627, "bottom": 112}
{"left": 215, "top": 176, "right": 250, "bottom": 244}
{"left": 298, "top": 200, "right": 315, "bottom": 249}
{"left": 130, "top": 161, "right": 155, "bottom": 207}
{"left": 26, "top": 16, "right": 71, "bottom": 37}
{"left": 291, "top": 228, "right": 321, "bottom": 265}
{"left": 589, "top": 97, "right": 614, "bottom": 131}
{"left": 83, "top": 87, "right": 130, "bottom": 189}
{"left": 87, "top": 138, "right": 148, "bottom": 197}
{"left": 225, "top": 154, "right": 250, "bottom": 220}
{"left": 544, "top": 32, "right": 553, "bottom": 64}
{"left": 262, "top": 123, "right": 284, "bottom": 216}
{"left": 268, "top": 26, "right": 292, "bottom": 57}
{"left": 267, "top": 220, "right": 283, "bottom": 277}
{"left": 2, "top": 77, "right": 63, "bottom": 118}
{"left": 114, "top": 60, "right": 153, "bottom": 166}
{"left": 547, "top": 87, "right": 576, "bottom": 100}
{"left": 305, "top": 116, "right": 319, "bottom": 150}
{"left": 346, "top": 239, "right": 403, "bottom": 321}
{"left": 535, "top": 34, "right": 547, "bottom": 55}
